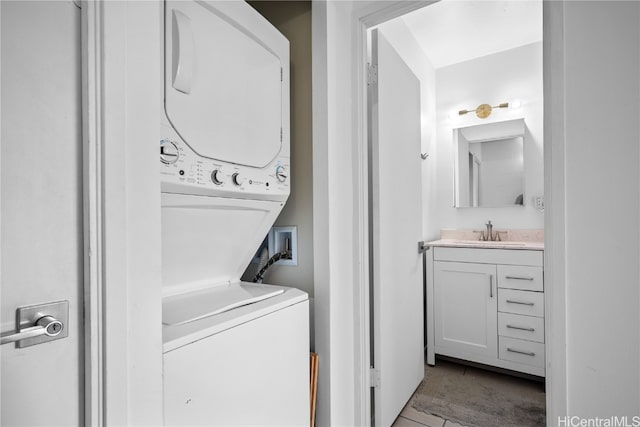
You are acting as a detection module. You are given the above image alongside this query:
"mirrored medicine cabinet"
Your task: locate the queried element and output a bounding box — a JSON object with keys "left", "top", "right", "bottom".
{"left": 453, "top": 118, "right": 526, "bottom": 208}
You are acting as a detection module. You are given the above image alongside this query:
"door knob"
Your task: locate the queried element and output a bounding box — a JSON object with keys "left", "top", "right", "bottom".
{"left": 1, "top": 315, "right": 64, "bottom": 345}
{"left": 0, "top": 300, "right": 69, "bottom": 348}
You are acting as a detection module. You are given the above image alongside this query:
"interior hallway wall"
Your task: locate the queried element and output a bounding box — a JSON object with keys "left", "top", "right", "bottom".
{"left": 560, "top": 1, "right": 640, "bottom": 418}
{"left": 435, "top": 42, "right": 544, "bottom": 231}
{"left": 245, "top": 2, "right": 314, "bottom": 301}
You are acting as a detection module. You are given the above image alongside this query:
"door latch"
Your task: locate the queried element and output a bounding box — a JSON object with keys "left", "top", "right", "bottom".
{"left": 0, "top": 300, "right": 69, "bottom": 348}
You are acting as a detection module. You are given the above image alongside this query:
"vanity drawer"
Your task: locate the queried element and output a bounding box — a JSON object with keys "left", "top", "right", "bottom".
{"left": 498, "top": 289, "right": 544, "bottom": 317}
{"left": 499, "top": 336, "right": 545, "bottom": 368}
{"left": 433, "top": 247, "right": 543, "bottom": 266}
{"left": 497, "top": 265, "right": 543, "bottom": 291}
{"left": 498, "top": 312, "right": 544, "bottom": 343}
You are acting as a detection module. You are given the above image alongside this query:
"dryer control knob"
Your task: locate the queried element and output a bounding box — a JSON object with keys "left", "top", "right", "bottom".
{"left": 211, "top": 169, "right": 225, "bottom": 185}
{"left": 232, "top": 172, "right": 244, "bottom": 186}
{"left": 275, "top": 166, "right": 287, "bottom": 182}
{"left": 160, "top": 140, "right": 179, "bottom": 164}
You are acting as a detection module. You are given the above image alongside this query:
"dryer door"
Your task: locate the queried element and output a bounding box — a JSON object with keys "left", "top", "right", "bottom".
{"left": 164, "top": 0, "right": 287, "bottom": 168}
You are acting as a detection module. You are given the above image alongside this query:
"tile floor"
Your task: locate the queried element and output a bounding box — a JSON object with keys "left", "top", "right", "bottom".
{"left": 392, "top": 403, "right": 462, "bottom": 427}
{"left": 391, "top": 360, "right": 545, "bottom": 427}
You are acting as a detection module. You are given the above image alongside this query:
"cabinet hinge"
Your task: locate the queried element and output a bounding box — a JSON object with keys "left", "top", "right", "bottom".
{"left": 280, "top": 67, "right": 283, "bottom": 82}
{"left": 367, "top": 63, "right": 378, "bottom": 86}
{"left": 369, "top": 368, "right": 380, "bottom": 389}
{"left": 280, "top": 127, "right": 283, "bottom": 142}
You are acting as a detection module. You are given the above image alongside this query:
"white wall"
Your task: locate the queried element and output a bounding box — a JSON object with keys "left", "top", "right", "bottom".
{"left": 561, "top": 1, "right": 640, "bottom": 418}
{"left": 435, "top": 42, "right": 544, "bottom": 232}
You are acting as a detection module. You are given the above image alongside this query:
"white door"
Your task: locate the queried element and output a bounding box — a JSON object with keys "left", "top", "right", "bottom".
{"left": 1, "top": 1, "right": 83, "bottom": 425}
{"left": 370, "top": 29, "right": 424, "bottom": 427}
{"left": 434, "top": 262, "right": 498, "bottom": 360}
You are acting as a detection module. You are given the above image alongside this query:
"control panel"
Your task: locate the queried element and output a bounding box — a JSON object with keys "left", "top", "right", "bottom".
{"left": 160, "top": 136, "right": 290, "bottom": 202}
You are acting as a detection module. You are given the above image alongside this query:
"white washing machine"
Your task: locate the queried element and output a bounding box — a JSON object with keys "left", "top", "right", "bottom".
{"left": 159, "top": 1, "right": 309, "bottom": 425}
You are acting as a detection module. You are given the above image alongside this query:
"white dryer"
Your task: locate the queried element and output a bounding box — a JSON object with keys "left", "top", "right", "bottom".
{"left": 159, "top": 1, "right": 309, "bottom": 425}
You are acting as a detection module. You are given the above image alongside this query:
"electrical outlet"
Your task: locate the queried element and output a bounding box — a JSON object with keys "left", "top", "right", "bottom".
{"left": 533, "top": 196, "right": 544, "bottom": 211}
{"left": 269, "top": 226, "right": 298, "bottom": 266}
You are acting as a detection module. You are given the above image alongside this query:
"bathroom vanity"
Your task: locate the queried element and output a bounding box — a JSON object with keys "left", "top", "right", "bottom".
{"left": 425, "top": 235, "right": 545, "bottom": 377}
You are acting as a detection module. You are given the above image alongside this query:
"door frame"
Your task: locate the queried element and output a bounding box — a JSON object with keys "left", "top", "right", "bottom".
{"left": 348, "top": 1, "right": 567, "bottom": 425}
{"left": 81, "top": 1, "right": 164, "bottom": 425}
{"left": 82, "top": 2, "right": 103, "bottom": 422}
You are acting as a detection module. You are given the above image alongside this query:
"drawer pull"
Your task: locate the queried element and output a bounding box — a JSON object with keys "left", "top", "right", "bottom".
{"left": 506, "top": 299, "right": 535, "bottom": 306}
{"left": 506, "top": 324, "right": 535, "bottom": 332}
{"left": 507, "top": 348, "right": 535, "bottom": 357}
{"left": 505, "top": 275, "right": 534, "bottom": 281}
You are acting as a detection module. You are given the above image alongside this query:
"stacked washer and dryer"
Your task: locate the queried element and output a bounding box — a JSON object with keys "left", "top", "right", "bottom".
{"left": 159, "top": 1, "right": 309, "bottom": 425}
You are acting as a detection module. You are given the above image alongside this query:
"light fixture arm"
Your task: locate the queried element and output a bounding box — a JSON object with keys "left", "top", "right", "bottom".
{"left": 458, "top": 102, "right": 510, "bottom": 119}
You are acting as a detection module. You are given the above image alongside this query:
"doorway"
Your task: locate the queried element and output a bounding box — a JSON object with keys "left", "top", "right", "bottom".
{"left": 365, "top": 1, "right": 546, "bottom": 426}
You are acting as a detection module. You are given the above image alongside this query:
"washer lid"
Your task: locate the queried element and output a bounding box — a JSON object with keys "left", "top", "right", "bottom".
{"left": 161, "top": 193, "right": 284, "bottom": 295}
{"left": 162, "top": 283, "right": 284, "bottom": 326}
{"left": 164, "top": 0, "right": 287, "bottom": 168}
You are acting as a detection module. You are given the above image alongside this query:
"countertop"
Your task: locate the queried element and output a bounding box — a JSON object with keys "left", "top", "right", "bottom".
{"left": 424, "top": 238, "right": 544, "bottom": 251}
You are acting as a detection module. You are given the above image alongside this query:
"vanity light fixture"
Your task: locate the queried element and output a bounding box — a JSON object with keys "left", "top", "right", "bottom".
{"left": 458, "top": 102, "right": 510, "bottom": 119}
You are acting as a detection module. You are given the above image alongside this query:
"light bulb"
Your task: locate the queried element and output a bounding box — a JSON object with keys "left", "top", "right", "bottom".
{"left": 509, "top": 99, "right": 522, "bottom": 109}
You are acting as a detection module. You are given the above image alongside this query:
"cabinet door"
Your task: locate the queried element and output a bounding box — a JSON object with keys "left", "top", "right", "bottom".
{"left": 434, "top": 261, "right": 498, "bottom": 361}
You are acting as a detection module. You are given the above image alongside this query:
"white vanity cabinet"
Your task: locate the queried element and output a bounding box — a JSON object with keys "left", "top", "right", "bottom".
{"left": 426, "top": 245, "right": 545, "bottom": 377}
{"left": 433, "top": 262, "right": 497, "bottom": 361}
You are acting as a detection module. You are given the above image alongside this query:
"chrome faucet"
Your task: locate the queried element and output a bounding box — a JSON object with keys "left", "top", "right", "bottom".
{"left": 486, "top": 220, "right": 493, "bottom": 241}
{"left": 475, "top": 220, "right": 503, "bottom": 241}
{"left": 479, "top": 220, "right": 496, "bottom": 241}
{"left": 476, "top": 220, "right": 506, "bottom": 241}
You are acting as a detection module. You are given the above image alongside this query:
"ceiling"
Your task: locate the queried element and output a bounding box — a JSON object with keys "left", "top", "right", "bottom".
{"left": 401, "top": 0, "right": 543, "bottom": 69}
